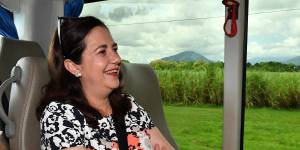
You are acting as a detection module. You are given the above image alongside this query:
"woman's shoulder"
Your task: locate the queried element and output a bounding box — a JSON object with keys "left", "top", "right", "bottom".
{"left": 126, "top": 94, "right": 151, "bottom": 113}
{"left": 126, "top": 95, "right": 155, "bottom": 128}
{"left": 40, "top": 101, "right": 86, "bottom": 149}
{"left": 45, "top": 101, "right": 74, "bottom": 110}
{"left": 127, "top": 95, "right": 143, "bottom": 111}
{"left": 41, "top": 101, "right": 85, "bottom": 123}
{"left": 43, "top": 101, "right": 76, "bottom": 114}
{"left": 127, "top": 95, "right": 151, "bottom": 114}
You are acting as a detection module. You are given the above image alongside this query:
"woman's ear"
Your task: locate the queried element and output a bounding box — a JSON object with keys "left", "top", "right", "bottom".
{"left": 64, "top": 59, "right": 81, "bottom": 76}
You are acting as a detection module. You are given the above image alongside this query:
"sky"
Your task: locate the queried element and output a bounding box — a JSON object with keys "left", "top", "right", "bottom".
{"left": 81, "top": 0, "right": 300, "bottom": 63}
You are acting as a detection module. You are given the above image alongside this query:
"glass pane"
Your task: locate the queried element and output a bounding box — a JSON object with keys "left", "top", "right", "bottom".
{"left": 82, "top": 1, "right": 225, "bottom": 149}
{"left": 245, "top": 1, "right": 300, "bottom": 149}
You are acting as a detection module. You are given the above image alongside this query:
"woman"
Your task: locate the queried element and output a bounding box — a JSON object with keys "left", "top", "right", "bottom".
{"left": 37, "top": 16, "right": 175, "bottom": 150}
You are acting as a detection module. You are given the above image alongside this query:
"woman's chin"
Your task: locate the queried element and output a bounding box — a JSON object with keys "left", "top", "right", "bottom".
{"left": 109, "top": 81, "right": 120, "bottom": 89}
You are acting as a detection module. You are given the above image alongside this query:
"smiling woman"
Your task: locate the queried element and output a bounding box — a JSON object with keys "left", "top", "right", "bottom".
{"left": 36, "top": 16, "right": 174, "bottom": 150}
{"left": 0, "top": 0, "right": 299, "bottom": 150}
{"left": 79, "top": 1, "right": 300, "bottom": 149}
{"left": 79, "top": 1, "right": 226, "bottom": 149}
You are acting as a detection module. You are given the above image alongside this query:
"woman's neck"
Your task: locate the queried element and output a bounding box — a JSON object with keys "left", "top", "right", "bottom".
{"left": 84, "top": 92, "right": 112, "bottom": 116}
{"left": 81, "top": 83, "right": 113, "bottom": 116}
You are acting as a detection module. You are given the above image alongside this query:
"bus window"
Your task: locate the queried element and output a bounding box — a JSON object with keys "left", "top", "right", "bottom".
{"left": 245, "top": 1, "right": 300, "bottom": 149}
{"left": 81, "top": 1, "right": 225, "bottom": 149}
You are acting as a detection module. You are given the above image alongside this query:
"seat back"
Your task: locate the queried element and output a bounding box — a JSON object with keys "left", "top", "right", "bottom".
{"left": 121, "top": 63, "right": 178, "bottom": 149}
{"left": 8, "top": 57, "right": 49, "bottom": 150}
{"left": 0, "top": 37, "right": 45, "bottom": 149}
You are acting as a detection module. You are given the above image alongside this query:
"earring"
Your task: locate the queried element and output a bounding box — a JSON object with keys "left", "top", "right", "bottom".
{"left": 75, "top": 72, "right": 81, "bottom": 77}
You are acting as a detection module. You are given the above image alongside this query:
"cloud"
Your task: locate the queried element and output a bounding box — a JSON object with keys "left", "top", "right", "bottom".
{"left": 248, "top": 36, "right": 300, "bottom": 59}
{"left": 135, "top": 6, "right": 148, "bottom": 16}
{"left": 250, "top": 0, "right": 300, "bottom": 11}
{"left": 247, "top": 0, "right": 300, "bottom": 59}
{"left": 108, "top": 7, "right": 134, "bottom": 22}
{"left": 81, "top": 0, "right": 300, "bottom": 63}
{"left": 80, "top": 3, "right": 107, "bottom": 19}
{"left": 288, "top": 17, "right": 300, "bottom": 36}
{"left": 112, "top": 18, "right": 225, "bottom": 62}
{"left": 103, "top": 1, "right": 226, "bottom": 63}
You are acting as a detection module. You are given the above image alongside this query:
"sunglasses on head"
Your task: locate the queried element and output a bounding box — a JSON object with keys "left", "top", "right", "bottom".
{"left": 57, "top": 16, "right": 80, "bottom": 47}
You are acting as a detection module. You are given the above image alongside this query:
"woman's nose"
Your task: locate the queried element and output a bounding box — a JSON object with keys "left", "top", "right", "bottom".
{"left": 111, "top": 51, "right": 121, "bottom": 65}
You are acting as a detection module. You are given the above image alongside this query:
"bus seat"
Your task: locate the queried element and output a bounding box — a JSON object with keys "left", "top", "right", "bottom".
{"left": 0, "top": 36, "right": 45, "bottom": 99}
{"left": 0, "top": 36, "right": 45, "bottom": 149}
{"left": 8, "top": 57, "right": 48, "bottom": 150}
{"left": 121, "top": 63, "right": 178, "bottom": 149}
{"left": 0, "top": 57, "right": 177, "bottom": 149}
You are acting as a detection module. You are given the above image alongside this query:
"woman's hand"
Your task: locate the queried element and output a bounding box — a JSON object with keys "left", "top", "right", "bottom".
{"left": 154, "top": 143, "right": 170, "bottom": 150}
{"left": 148, "top": 127, "right": 175, "bottom": 150}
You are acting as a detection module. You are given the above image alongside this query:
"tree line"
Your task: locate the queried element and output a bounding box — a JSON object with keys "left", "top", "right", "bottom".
{"left": 149, "top": 60, "right": 300, "bottom": 72}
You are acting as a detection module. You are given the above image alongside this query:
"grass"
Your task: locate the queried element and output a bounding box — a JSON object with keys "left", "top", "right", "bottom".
{"left": 163, "top": 104, "right": 300, "bottom": 150}
{"left": 244, "top": 108, "right": 300, "bottom": 150}
{"left": 155, "top": 70, "right": 300, "bottom": 108}
{"left": 163, "top": 104, "right": 223, "bottom": 150}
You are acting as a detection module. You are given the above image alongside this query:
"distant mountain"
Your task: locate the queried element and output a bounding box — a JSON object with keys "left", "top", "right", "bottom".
{"left": 285, "top": 56, "right": 300, "bottom": 65}
{"left": 161, "top": 51, "right": 211, "bottom": 62}
{"left": 248, "top": 56, "right": 300, "bottom": 65}
{"left": 247, "top": 56, "right": 291, "bottom": 64}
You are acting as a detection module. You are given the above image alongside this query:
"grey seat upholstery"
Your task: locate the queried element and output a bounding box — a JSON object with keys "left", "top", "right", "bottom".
{"left": 1, "top": 57, "right": 177, "bottom": 149}
{"left": 121, "top": 63, "right": 178, "bottom": 149}
{"left": 8, "top": 57, "right": 49, "bottom": 150}
{"left": 0, "top": 36, "right": 45, "bottom": 99}
{"left": 0, "top": 36, "right": 45, "bottom": 150}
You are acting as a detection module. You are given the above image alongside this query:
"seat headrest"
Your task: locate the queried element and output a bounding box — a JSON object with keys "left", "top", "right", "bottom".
{"left": 0, "top": 36, "right": 45, "bottom": 98}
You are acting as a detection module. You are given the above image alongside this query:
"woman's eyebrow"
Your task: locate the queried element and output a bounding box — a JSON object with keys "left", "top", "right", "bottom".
{"left": 92, "top": 43, "right": 118, "bottom": 52}
{"left": 93, "top": 44, "right": 107, "bottom": 52}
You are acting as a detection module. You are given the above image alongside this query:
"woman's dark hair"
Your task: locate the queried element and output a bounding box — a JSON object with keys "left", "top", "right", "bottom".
{"left": 37, "top": 16, "right": 131, "bottom": 128}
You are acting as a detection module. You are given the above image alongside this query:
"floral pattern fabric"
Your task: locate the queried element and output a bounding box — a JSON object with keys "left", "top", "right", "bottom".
{"left": 40, "top": 96, "right": 155, "bottom": 150}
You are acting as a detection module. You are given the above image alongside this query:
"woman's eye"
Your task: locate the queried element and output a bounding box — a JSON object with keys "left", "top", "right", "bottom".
{"left": 113, "top": 47, "right": 118, "bottom": 52}
{"left": 97, "top": 49, "right": 106, "bottom": 54}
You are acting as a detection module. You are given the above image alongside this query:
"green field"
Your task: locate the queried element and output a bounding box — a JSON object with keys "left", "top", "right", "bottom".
{"left": 163, "top": 104, "right": 300, "bottom": 150}
{"left": 155, "top": 69, "right": 300, "bottom": 108}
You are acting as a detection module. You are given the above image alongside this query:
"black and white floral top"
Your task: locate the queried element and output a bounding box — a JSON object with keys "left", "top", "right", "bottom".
{"left": 40, "top": 96, "right": 155, "bottom": 150}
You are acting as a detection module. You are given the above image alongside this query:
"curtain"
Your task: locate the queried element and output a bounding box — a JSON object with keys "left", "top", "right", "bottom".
{"left": 64, "top": 0, "right": 84, "bottom": 17}
{"left": 0, "top": 6, "right": 18, "bottom": 39}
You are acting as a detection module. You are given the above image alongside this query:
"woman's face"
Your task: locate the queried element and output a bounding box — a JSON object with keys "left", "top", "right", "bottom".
{"left": 78, "top": 26, "right": 121, "bottom": 94}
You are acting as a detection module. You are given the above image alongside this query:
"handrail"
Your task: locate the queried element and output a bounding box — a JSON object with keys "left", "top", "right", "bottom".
{"left": 0, "top": 66, "right": 21, "bottom": 138}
